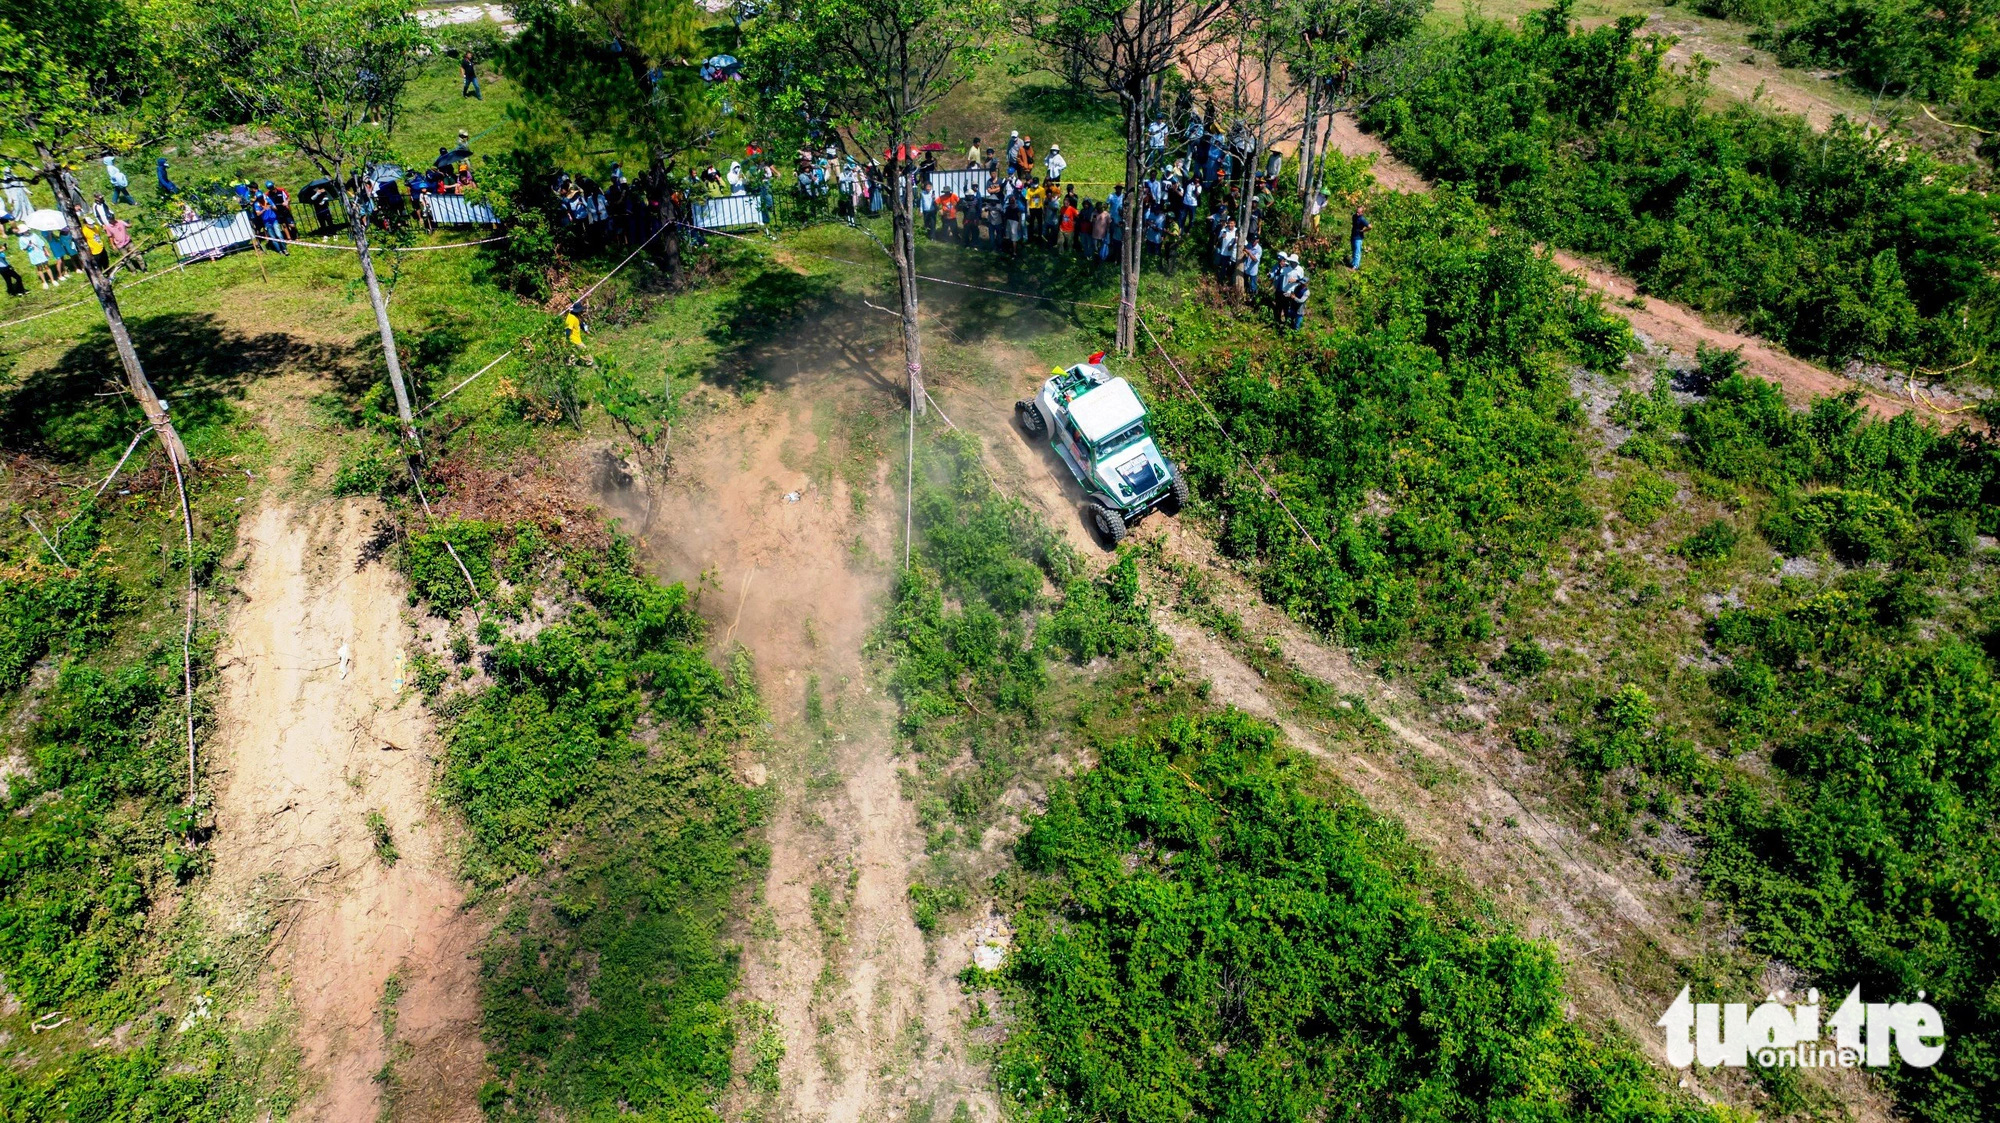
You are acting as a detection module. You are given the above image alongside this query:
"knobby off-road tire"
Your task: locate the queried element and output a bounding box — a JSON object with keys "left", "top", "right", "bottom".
{"left": 1016, "top": 399, "right": 1047, "bottom": 437}
{"left": 1088, "top": 503, "right": 1127, "bottom": 548}
{"left": 1165, "top": 473, "right": 1189, "bottom": 515}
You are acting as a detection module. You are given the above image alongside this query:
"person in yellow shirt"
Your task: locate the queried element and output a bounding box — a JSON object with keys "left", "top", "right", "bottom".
{"left": 564, "top": 303, "right": 586, "bottom": 345}
{"left": 1025, "top": 180, "right": 1045, "bottom": 243}
{"left": 79, "top": 223, "right": 108, "bottom": 271}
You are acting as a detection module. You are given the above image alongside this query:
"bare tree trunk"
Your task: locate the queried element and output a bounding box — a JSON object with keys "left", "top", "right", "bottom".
{"left": 1118, "top": 94, "right": 1145, "bottom": 355}
{"left": 1301, "top": 79, "right": 1320, "bottom": 213}
{"left": 36, "top": 144, "right": 191, "bottom": 468}
{"left": 1239, "top": 49, "right": 1270, "bottom": 265}
{"left": 890, "top": 150, "right": 925, "bottom": 416}
{"left": 342, "top": 179, "right": 417, "bottom": 444}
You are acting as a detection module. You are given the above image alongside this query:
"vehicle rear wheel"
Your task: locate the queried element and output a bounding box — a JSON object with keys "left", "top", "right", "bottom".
{"left": 1165, "top": 473, "right": 1190, "bottom": 515}
{"left": 1015, "top": 399, "right": 1046, "bottom": 437}
{"left": 1087, "top": 503, "right": 1127, "bottom": 548}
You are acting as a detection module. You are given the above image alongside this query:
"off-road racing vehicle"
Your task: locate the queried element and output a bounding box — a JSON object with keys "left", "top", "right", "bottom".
{"left": 1015, "top": 353, "right": 1188, "bottom": 546}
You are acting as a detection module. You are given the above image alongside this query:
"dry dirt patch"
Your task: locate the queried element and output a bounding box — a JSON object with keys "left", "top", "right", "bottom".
{"left": 207, "top": 498, "right": 483, "bottom": 1123}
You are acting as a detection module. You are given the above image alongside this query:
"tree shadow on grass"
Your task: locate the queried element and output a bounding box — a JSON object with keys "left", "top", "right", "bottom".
{"left": 704, "top": 267, "right": 903, "bottom": 399}
{"left": 0, "top": 312, "right": 351, "bottom": 465}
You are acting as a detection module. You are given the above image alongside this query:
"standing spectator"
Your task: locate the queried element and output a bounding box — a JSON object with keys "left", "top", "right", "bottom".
{"left": 1005, "top": 130, "right": 1021, "bottom": 170}
{"left": 156, "top": 157, "right": 179, "bottom": 196}
{"left": 3, "top": 168, "right": 32, "bottom": 218}
{"left": 1058, "top": 191, "right": 1078, "bottom": 252}
{"left": 461, "top": 49, "right": 481, "bottom": 98}
{"left": 1239, "top": 236, "right": 1262, "bottom": 296}
{"left": 1025, "top": 178, "right": 1044, "bottom": 243}
{"left": 17, "top": 225, "right": 54, "bottom": 287}
{"left": 1179, "top": 177, "right": 1200, "bottom": 228}
{"left": 966, "top": 137, "right": 982, "bottom": 168}
{"left": 107, "top": 215, "right": 142, "bottom": 272}
{"left": 1090, "top": 199, "right": 1110, "bottom": 263}
{"left": 80, "top": 221, "right": 109, "bottom": 270}
{"left": 921, "top": 179, "right": 937, "bottom": 238}
{"left": 51, "top": 226, "right": 78, "bottom": 278}
{"left": 1078, "top": 199, "right": 1096, "bottom": 258}
{"left": 257, "top": 196, "right": 287, "bottom": 254}
{"left": 1016, "top": 136, "right": 1035, "bottom": 178}
{"left": 938, "top": 187, "right": 959, "bottom": 242}
{"left": 270, "top": 182, "right": 298, "bottom": 239}
{"left": 1284, "top": 271, "right": 1310, "bottom": 330}
{"left": 91, "top": 192, "right": 114, "bottom": 227}
{"left": 1214, "top": 218, "right": 1237, "bottom": 284}
{"left": 1349, "top": 205, "right": 1369, "bottom": 269}
{"left": 1148, "top": 119, "right": 1168, "bottom": 167}
{"left": 1003, "top": 187, "right": 1025, "bottom": 256}
{"left": 1045, "top": 144, "right": 1066, "bottom": 185}
{"left": 0, "top": 240, "right": 22, "bottom": 296}
{"left": 102, "top": 156, "right": 134, "bottom": 205}
{"left": 1105, "top": 186, "right": 1123, "bottom": 262}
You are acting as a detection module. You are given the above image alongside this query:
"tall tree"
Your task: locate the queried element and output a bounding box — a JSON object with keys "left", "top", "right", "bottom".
{"left": 749, "top": 0, "right": 997, "bottom": 415}
{"left": 1016, "top": 0, "right": 1234, "bottom": 354}
{"left": 1279, "top": 0, "right": 1428, "bottom": 209}
{"left": 0, "top": 8, "right": 192, "bottom": 467}
{"left": 185, "top": 0, "right": 428, "bottom": 444}
{"left": 501, "top": 0, "right": 724, "bottom": 286}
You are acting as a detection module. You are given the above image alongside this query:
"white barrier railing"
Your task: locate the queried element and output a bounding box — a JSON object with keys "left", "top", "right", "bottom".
{"left": 168, "top": 211, "right": 257, "bottom": 262}
{"left": 693, "top": 193, "right": 765, "bottom": 229}
{"left": 422, "top": 193, "right": 498, "bottom": 226}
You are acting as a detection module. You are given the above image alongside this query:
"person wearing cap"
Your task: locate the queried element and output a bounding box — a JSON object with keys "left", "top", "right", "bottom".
{"left": 156, "top": 157, "right": 178, "bottom": 196}
{"left": 1006, "top": 130, "right": 1021, "bottom": 169}
{"left": 1044, "top": 144, "right": 1065, "bottom": 185}
{"left": 102, "top": 156, "right": 134, "bottom": 205}
{"left": 91, "top": 192, "right": 114, "bottom": 227}
{"left": 17, "top": 225, "right": 54, "bottom": 288}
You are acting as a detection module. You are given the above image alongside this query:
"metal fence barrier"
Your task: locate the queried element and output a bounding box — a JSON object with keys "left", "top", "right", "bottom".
{"left": 927, "top": 168, "right": 988, "bottom": 198}
{"left": 693, "top": 193, "right": 765, "bottom": 229}
{"left": 422, "top": 194, "right": 498, "bottom": 226}
{"left": 168, "top": 211, "right": 256, "bottom": 262}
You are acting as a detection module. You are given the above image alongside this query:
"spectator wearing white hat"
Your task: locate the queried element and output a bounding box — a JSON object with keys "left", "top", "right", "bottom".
{"left": 1045, "top": 144, "right": 1065, "bottom": 185}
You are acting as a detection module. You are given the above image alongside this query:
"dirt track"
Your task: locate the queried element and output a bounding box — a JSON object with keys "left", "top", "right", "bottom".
{"left": 206, "top": 499, "right": 484, "bottom": 1122}
{"left": 599, "top": 329, "right": 999, "bottom": 1123}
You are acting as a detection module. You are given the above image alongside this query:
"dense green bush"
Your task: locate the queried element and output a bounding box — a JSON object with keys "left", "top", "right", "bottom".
{"left": 403, "top": 519, "right": 500, "bottom": 614}
{"left": 0, "top": 561, "right": 121, "bottom": 691}
{"left": 419, "top": 529, "right": 758, "bottom": 1120}
{"left": 1038, "top": 550, "right": 1154, "bottom": 663}
{"left": 1148, "top": 188, "right": 1620, "bottom": 653}
{"left": 999, "top": 710, "right": 1718, "bottom": 1123}
{"left": 1703, "top": 577, "right": 2000, "bottom": 1122}
{"left": 1363, "top": 2, "right": 2000, "bottom": 376}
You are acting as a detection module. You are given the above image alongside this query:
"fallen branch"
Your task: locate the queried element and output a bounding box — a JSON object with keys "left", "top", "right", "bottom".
{"left": 21, "top": 512, "right": 66, "bottom": 567}
{"left": 96, "top": 425, "right": 151, "bottom": 497}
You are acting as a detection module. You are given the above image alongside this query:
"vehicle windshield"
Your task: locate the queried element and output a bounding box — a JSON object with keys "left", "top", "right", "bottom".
{"left": 1095, "top": 421, "right": 1146, "bottom": 453}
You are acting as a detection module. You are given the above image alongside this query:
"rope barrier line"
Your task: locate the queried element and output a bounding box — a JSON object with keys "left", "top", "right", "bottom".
{"left": 418, "top": 347, "right": 518, "bottom": 416}
{"left": 412, "top": 220, "right": 673, "bottom": 415}
{"left": 0, "top": 257, "right": 192, "bottom": 332}
{"left": 1138, "top": 316, "right": 1324, "bottom": 553}
{"left": 262, "top": 232, "right": 510, "bottom": 252}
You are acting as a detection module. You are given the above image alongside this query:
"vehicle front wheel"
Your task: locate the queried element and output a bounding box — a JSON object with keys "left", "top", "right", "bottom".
{"left": 1164, "top": 473, "right": 1190, "bottom": 515}
{"left": 1087, "top": 503, "right": 1127, "bottom": 548}
{"left": 1015, "top": 399, "right": 1047, "bottom": 437}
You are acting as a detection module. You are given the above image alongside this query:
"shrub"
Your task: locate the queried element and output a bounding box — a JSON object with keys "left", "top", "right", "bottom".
{"left": 1001, "top": 711, "right": 1720, "bottom": 1122}
{"left": 1676, "top": 519, "right": 1740, "bottom": 563}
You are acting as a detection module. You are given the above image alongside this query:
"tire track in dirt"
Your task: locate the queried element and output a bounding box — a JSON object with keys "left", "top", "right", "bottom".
{"left": 1323, "top": 112, "right": 1974, "bottom": 425}
{"left": 206, "top": 498, "right": 484, "bottom": 1123}
{"left": 602, "top": 365, "right": 996, "bottom": 1123}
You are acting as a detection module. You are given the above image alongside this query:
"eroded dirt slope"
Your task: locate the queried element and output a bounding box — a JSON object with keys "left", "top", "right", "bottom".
{"left": 207, "top": 499, "right": 484, "bottom": 1123}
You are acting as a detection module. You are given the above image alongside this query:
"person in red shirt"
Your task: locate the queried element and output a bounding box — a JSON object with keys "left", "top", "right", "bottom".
{"left": 1058, "top": 194, "right": 1078, "bottom": 252}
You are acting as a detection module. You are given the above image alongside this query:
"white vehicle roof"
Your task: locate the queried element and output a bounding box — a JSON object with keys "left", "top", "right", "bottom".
{"left": 1069, "top": 377, "right": 1146, "bottom": 443}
